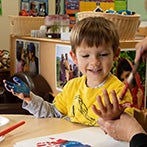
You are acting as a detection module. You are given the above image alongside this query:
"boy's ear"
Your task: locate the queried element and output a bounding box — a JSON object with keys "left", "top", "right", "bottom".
{"left": 114, "top": 47, "right": 120, "bottom": 61}
{"left": 70, "top": 51, "right": 78, "bottom": 64}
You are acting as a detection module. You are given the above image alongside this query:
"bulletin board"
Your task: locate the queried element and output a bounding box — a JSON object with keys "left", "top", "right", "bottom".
{"left": 80, "top": 1, "right": 115, "bottom": 12}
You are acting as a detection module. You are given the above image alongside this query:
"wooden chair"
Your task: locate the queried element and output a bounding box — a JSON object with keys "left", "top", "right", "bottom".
{"left": 0, "top": 72, "right": 54, "bottom": 114}
{"left": 0, "top": 103, "right": 29, "bottom": 114}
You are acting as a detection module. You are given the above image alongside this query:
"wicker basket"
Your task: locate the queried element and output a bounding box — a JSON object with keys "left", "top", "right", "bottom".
{"left": 77, "top": 11, "right": 140, "bottom": 40}
{"left": 9, "top": 15, "right": 45, "bottom": 36}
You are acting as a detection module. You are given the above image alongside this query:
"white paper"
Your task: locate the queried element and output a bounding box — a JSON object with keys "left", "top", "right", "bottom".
{"left": 14, "top": 127, "right": 129, "bottom": 147}
{"left": 0, "top": 116, "right": 9, "bottom": 127}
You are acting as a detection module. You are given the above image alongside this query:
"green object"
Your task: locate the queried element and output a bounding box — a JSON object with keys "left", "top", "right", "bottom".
{"left": 51, "top": 25, "right": 60, "bottom": 33}
{"left": 114, "top": 0, "right": 127, "bottom": 12}
{"left": 0, "top": 0, "right": 2, "bottom": 15}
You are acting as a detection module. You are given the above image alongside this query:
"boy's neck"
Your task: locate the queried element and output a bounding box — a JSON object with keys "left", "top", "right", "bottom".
{"left": 86, "top": 73, "right": 110, "bottom": 88}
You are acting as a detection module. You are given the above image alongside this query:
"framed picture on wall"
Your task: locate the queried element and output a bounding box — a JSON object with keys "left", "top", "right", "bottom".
{"left": 111, "top": 48, "right": 146, "bottom": 109}
{"left": 20, "top": 0, "right": 48, "bottom": 16}
{"left": 16, "top": 39, "right": 40, "bottom": 74}
{"left": 55, "top": 44, "right": 81, "bottom": 91}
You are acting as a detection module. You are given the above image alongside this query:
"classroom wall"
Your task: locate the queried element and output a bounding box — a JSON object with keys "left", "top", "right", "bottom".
{"left": 0, "top": 0, "right": 55, "bottom": 51}
{"left": 128, "top": 0, "right": 147, "bottom": 21}
{"left": 0, "top": 0, "right": 19, "bottom": 51}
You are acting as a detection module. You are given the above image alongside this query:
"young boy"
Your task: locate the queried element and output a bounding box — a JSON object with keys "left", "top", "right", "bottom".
{"left": 4, "top": 17, "right": 133, "bottom": 126}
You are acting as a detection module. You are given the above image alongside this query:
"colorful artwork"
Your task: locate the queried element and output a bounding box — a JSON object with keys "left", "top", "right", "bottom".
{"left": 20, "top": 0, "right": 48, "bottom": 16}
{"left": 56, "top": 44, "right": 81, "bottom": 91}
{"left": 16, "top": 39, "right": 40, "bottom": 74}
{"left": 65, "top": 0, "right": 80, "bottom": 14}
{"left": 37, "top": 137, "right": 91, "bottom": 147}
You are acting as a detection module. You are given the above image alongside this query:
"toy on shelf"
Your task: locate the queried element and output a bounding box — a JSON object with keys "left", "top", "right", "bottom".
{"left": 93, "top": 2, "right": 103, "bottom": 12}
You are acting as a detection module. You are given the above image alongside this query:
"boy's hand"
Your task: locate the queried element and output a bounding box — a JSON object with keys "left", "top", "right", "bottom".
{"left": 92, "top": 89, "right": 126, "bottom": 120}
{"left": 3, "top": 77, "right": 30, "bottom": 97}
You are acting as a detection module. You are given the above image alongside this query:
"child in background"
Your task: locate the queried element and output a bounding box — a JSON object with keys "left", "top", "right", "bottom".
{"left": 4, "top": 17, "right": 133, "bottom": 126}
{"left": 116, "top": 57, "right": 144, "bottom": 109}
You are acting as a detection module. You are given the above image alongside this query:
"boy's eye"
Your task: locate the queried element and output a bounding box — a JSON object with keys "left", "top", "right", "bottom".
{"left": 82, "top": 54, "right": 89, "bottom": 58}
{"left": 99, "top": 53, "right": 109, "bottom": 57}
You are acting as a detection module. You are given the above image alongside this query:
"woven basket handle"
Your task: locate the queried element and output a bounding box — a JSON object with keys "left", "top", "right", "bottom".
{"left": 137, "top": 20, "right": 141, "bottom": 32}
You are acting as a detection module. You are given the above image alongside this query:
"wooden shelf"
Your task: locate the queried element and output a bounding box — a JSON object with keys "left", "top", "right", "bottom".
{"left": 10, "top": 35, "right": 144, "bottom": 95}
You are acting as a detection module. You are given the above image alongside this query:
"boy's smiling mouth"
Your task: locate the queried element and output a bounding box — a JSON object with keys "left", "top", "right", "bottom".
{"left": 87, "top": 68, "right": 102, "bottom": 74}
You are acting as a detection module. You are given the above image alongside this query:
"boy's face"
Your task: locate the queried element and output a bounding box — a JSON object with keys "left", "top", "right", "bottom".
{"left": 70, "top": 42, "right": 118, "bottom": 87}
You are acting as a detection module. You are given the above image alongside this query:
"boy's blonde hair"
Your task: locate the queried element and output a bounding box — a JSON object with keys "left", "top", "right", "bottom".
{"left": 70, "top": 17, "right": 119, "bottom": 54}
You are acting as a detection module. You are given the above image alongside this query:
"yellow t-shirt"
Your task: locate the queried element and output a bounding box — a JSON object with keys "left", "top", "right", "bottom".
{"left": 53, "top": 74, "right": 133, "bottom": 126}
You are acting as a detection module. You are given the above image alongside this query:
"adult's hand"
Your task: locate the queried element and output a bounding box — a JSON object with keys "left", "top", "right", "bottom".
{"left": 135, "top": 37, "right": 147, "bottom": 63}
{"left": 98, "top": 113, "right": 146, "bottom": 142}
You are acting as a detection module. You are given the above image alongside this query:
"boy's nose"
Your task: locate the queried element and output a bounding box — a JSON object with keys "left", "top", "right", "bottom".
{"left": 91, "top": 56, "right": 101, "bottom": 65}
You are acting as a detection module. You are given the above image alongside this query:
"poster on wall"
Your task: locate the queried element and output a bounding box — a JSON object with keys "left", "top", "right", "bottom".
{"left": 0, "top": 0, "right": 2, "bottom": 15}
{"left": 16, "top": 39, "right": 40, "bottom": 74}
{"left": 111, "top": 49, "right": 146, "bottom": 109}
{"left": 20, "top": 0, "right": 48, "bottom": 16}
{"left": 55, "top": 44, "right": 82, "bottom": 91}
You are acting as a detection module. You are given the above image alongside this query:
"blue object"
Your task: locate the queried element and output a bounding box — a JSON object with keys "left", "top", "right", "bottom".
{"left": 117, "top": 10, "right": 131, "bottom": 15}
{"left": 28, "top": 43, "right": 35, "bottom": 52}
{"left": 105, "top": 9, "right": 116, "bottom": 14}
{"left": 5, "top": 77, "right": 30, "bottom": 96}
{"left": 60, "top": 141, "right": 91, "bottom": 147}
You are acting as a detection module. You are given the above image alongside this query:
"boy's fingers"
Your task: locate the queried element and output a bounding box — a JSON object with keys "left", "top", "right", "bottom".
{"left": 5, "top": 85, "right": 12, "bottom": 92}
{"left": 13, "top": 77, "right": 23, "bottom": 85}
{"left": 5, "top": 80, "right": 15, "bottom": 87}
{"left": 96, "top": 95, "right": 106, "bottom": 113}
{"left": 111, "top": 90, "right": 119, "bottom": 110}
{"left": 103, "top": 89, "right": 113, "bottom": 111}
{"left": 92, "top": 104, "right": 101, "bottom": 116}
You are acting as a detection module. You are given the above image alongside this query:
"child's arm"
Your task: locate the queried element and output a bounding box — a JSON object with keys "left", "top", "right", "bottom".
{"left": 3, "top": 77, "right": 63, "bottom": 118}
{"left": 3, "top": 77, "right": 31, "bottom": 103}
{"left": 92, "top": 89, "right": 126, "bottom": 120}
